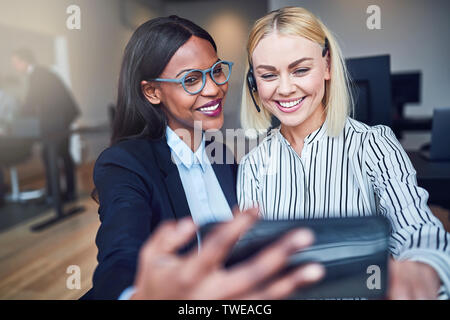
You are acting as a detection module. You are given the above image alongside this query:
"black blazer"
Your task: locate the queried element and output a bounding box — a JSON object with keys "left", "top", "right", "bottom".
{"left": 83, "top": 136, "right": 238, "bottom": 299}
{"left": 22, "top": 66, "right": 80, "bottom": 137}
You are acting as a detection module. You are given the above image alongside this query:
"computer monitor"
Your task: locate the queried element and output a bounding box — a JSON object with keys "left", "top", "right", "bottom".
{"left": 350, "top": 80, "right": 371, "bottom": 125}
{"left": 345, "top": 55, "right": 392, "bottom": 127}
{"left": 430, "top": 108, "right": 450, "bottom": 161}
{"left": 391, "top": 72, "right": 421, "bottom": 109}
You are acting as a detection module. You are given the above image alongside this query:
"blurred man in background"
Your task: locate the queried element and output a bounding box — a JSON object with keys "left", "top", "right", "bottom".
{"left": 11, "top": 48, "right": 80, "bottom": 203}
{"left": 0, "top": 76, "right": 18, "bottom": 134}
{"left": 0, "top": 75, "right": 20, "bottom": 206}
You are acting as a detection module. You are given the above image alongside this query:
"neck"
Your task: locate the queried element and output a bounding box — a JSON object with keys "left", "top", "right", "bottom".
{"left": 280, "top": 104, "right": 326, "bottom": 147}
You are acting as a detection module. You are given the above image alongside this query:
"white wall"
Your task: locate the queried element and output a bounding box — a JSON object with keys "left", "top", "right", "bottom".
{"left": 0, "top": 0, "right": 155, "bottom": 161}
{"left": 269, "top": 0, "right": 450, "bottom": 149}
{"left": 0, "top": 1, "right": 123, "bottom": 173}
{"left": 0, "top": 0, "right": 132, "bottom": 126}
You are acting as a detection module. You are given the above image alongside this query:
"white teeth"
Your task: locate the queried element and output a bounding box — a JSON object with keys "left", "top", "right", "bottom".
{"left": 279, "top": 97, "right": 305, "bottom": 108}
{"left": 198, "top": 103, "right": 219, "bottom": 112}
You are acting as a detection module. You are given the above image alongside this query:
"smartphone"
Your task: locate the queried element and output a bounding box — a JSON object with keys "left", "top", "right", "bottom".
{"left": 199, "top": 216, "right": 391, "bottom": 299}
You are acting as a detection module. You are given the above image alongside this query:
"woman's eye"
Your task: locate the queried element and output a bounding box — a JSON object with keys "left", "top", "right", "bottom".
{"left": 261, "top": 74, "right": 276, "bottom": 80}
{"left": 294, "top": 68, "right": 309, "bottom": 75}
{"left": 184, "top": 77, "right": 200, "bottom": 85}
{"left": 213, "top": 67, "right": 223, "bottom": 74}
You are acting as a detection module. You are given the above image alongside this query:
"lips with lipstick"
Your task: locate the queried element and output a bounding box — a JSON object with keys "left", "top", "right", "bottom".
{"left": 275, "top": 96, "right": 307, "bottom": 113}
{"left": 195, "top": 98, "right": 223, "bottom": 117}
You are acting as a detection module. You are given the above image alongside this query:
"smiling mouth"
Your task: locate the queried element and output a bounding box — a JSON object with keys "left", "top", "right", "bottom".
{"left": 277, "top": 96, "right": 306, "bottom": 108}
{"left": 197, "top": 103, "right": 220, "bottom": 112}
{"left": 195, "top": 98, "right": 223, "bottom": 116}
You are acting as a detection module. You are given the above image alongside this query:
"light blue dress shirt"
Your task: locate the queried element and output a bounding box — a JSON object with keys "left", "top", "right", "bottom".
{"left": 165, "top": 126, "right": 233, "bottom": 226}
{"left": 118, "top": 127, "right": 233, "bottom": 300}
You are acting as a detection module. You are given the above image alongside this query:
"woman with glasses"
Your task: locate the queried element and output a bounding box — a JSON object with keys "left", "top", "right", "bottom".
{"left": 85, "top": 15, "right": 323, "bottom": 300}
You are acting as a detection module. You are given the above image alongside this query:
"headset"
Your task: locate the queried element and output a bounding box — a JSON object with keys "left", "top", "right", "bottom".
{"left": 246, "top": 37, "right": 329, "bottom": 113}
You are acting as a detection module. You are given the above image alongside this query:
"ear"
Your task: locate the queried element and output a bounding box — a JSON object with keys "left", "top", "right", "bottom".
{"left": 324, "top": 52, "right": 331, "bottom": 81}
{"left": 141, "top": 80, "right": 162, "bottom": 105}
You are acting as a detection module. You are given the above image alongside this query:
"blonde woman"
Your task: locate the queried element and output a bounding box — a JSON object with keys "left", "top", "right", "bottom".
{"left": 237, "top": 7, "right": 449, "bottom": 299}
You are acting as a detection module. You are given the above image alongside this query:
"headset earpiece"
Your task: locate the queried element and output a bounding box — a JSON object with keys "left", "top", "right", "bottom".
{"left": 246, "top": 66, "right": 261, "bottom": 113}
{"left": 322, "top": 37, "right": 329, "bottom": 57}
{"left": 246, "top": 66, "right": 257, "bottom": 92}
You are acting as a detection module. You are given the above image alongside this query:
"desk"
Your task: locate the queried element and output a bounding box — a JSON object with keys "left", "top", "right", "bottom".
{"left": 408, "top": 151, "right": 450, "bottom": 209}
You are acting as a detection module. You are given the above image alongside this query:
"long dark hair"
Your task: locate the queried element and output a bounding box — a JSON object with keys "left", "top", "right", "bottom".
{"left": 111, "top": 15, "right": 217, "bottom": 145}
{"left": 92, "top": 16, "right": 216, "bottom": 203}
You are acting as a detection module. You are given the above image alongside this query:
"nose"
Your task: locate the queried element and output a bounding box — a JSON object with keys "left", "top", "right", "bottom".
{"left": 277, "top": 74, "right": 296, "bottom": 96}
{"left": 201, "top": 73, "right": 221, "bottom": 96}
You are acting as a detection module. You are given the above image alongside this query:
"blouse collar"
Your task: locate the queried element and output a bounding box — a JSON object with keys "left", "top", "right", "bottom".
{"left": 165, "top": 126, "right": 207, "bottom": 172}
{"left": 275, "top": 118, "right": 328, "bottom": 147}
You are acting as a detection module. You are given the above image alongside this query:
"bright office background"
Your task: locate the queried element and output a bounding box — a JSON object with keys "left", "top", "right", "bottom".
{"left": 0, "top": 0, "right": 448, "bottom": 165}
{"left": 0, "top": 0, "right": 449, "bottom": 300}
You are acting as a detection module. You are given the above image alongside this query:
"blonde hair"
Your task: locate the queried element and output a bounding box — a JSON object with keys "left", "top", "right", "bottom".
{"left": 241, "top": 6, "right": 353, "bottom": 137}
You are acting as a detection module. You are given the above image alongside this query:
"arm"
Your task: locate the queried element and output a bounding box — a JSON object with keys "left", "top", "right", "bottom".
{"left": 365, "top": 126, "right": 450, "bottom": 299}
{"left": 90, "top": 146, "right": 156, "bottom": 299}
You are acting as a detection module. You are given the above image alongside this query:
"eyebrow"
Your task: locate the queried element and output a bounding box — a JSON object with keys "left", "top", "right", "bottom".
{"left": 255, "top": 57, "right": 313, "bottom": 71}
{"left": 175, "top": 58, "right": 221, "bottom": 77}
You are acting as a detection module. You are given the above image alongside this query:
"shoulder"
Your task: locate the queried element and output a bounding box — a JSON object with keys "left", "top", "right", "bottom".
{"left": 344, "top": 118, "right": 397, "bottom": 142}
{"left": 97, "top": 138, "right": 151, "bottom": 159}
{"left": 31, "top": 66, "right": 53, "bottom": 79}
{"left": 345, "top": 117, "right": 388, "bottom": 134}
{"left": 344, "top": 119, "right": 406, "bottom": 163}
{"left": 346, "top": 117, "right": 392, "bottom": 134}
{"left": 29, "top": 67, "right": 65, "bottom": 90}
{"left": 95, "top": 138, "right": 162, "bottom": 176}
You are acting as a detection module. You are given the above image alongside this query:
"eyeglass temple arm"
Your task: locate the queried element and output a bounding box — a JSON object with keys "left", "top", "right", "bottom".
{"left": 151, "top": 78, "right": 183, "bottom": 83}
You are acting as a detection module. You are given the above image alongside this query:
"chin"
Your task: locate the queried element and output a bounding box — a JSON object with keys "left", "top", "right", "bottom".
{"left": 278, "top": 118, "right": 305, "bottom": 128}
{"left": 201, "top": 117, "right": 224, "bottom": 131}
{"left": 274, "top": 111, "right": 306, "bottom": 128}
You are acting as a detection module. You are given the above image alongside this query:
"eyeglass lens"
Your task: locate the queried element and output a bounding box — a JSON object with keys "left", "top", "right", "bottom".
{"left": 183, "top": 62, "right": 231, "bottom": 94}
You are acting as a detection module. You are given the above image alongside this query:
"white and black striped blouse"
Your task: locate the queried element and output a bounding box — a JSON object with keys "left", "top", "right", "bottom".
{"left": 237, "top": 117, "right": 449, "bottom": 298}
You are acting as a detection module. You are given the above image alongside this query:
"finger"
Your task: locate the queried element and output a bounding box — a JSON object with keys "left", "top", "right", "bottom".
{"left": 233, "top": 206, "right": 259, "bottom": 218}
{"left": 415, "top": 262, "right": 440, "bottom": 300}
{"left": 242, "top": 263, "right": 325, "bottom": 300}
{"left": 387, "top": 259, "right": 401, "bottom": 299}
{"left": 197, "top": 210, "right": 257, "bottom": 263}
{"left": 387, "top": 282, "right": 408, "bottom": 300}
{"left": 184, "top": 212, "right": 258, "bottom": 278}
{"left": 409, "top": 267, "right": 434, "bottom": 300}
{"left": 144, "top": 218, "right": 197, "bottom": 254}
{"left": 387, "top": 271, "right": 412, "bottom": 300}
{"left": 139, "top": 221, "right": 175, "bottom": 260}
{"left": 217, "top": 228, "right": 315, "bottom": 298}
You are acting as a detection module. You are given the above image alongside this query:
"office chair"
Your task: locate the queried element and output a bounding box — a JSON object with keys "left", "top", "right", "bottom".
{"left": 1, "top": 118, "right": 45, "bottom": 203}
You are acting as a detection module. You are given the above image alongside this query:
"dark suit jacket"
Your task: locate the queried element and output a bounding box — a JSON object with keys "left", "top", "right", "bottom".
{"left": 22, "top": 66, "right": 80, "bottom": 137}
{"left": 83, "top": 136, "right": 238, "bottom": 299}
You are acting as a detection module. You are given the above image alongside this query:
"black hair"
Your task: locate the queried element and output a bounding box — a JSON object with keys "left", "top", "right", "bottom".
{"left": 92, "top": 16, "right": 216, "bottom": 203}
{"left": 111, "top": 15, "right": 217, "bottom": 145}
{"left": 12, "top": 48, "right": 36, "bottom": 65}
